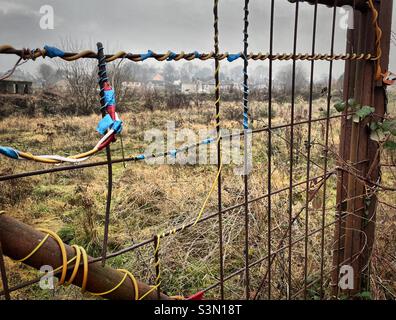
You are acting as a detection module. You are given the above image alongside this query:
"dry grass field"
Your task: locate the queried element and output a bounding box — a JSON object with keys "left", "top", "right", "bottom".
{"left": 0, "top": 92, "right": 395, "bottom": 300}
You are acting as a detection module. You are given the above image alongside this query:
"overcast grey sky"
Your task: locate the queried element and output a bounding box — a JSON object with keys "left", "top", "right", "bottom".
{"left": 0, "top": 0, "right": 395, "bottom": 79}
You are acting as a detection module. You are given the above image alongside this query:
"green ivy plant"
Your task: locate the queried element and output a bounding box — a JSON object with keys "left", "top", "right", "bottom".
{"left": 369, "top": 119, "right": 396, "bottom": 149}
{"left": 334, "top": 98, "right": 375, "bottom": 123}
{"left": 333, "top": 99, "right": 396, "bottom": 150}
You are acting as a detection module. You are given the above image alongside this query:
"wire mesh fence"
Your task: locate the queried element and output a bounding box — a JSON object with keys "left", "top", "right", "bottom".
{"left": 0, "top": 0, "right": 394, "bottom": 300}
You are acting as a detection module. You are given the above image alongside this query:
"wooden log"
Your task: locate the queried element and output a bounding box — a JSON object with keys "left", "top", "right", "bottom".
{"left": 0, "top": 214, "right": 170, "bottom": 300}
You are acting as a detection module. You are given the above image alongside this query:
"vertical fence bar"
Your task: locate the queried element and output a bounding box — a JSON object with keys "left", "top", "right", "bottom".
{"left": 267, "top": 0, "right": 275, "bottom": 301}
{"left": 242, "top": 0, "right": 250, "bottom": 300}
{"left": 153, "top": 235, "right": 161, "bottom": 300}
{"left": 304, "top": 0, "right": 318, "bottom": 300}
{"left": 213, "top": 0, "right": 225, "bottom": 300}
{"left": 320, "top": 0, "right": 338, "bottom": 299}
{"left": 97, "top": 42, "right": 114, "bottom": 267}
{"left": 288, "top": 0, "right": 300, "bottom": 300}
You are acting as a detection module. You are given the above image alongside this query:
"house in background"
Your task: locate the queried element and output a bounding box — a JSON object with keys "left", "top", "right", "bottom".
{"left": 0, "top": 80, "right": 33, "bottom": 94}
{"left": 181, "top": 81, "right": 201, "bottom": 94}
{"left": 147, "top": 73, "right": 166, "bottom": 90}
{"left": 121, "top": 81, "right": 143, "bottom": 90}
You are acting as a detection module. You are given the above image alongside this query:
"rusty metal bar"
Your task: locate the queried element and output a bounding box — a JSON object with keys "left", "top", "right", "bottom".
{"left": 288, "top": 0, "right": 368, "bottom": 10}
{"left": 332, "top": 0, "right": 359, "bottom": 298}
{"left": 287, "top": 0, "right": 300, "bottom": 300}
{"left": 242, "top": 0, "right": 251, "bottom": 301}
{"left": 0, "top": 240, "right": 11, "bottom": 300}
{"left": 0, "top": 214, "right": 169, "bottom": 300}
{"left": 97, "top": 42, "right": 113, "bottom": 267}
{"left": 213, "top": 0, "right": 225, "bottom": 300}
{"left": 266, "top": 0, "right": 275, "bottom": 300}
{"left": 319, "top": 0, "right": 338, "bottom": 299}
{"left": 360, "top": 0, "right": 393, "bottom": 294}
{"left": 303, "top": 0, "right": 319, "bottom": 300}
{"left": 337, "top": 0, "right": 393, "bottom": 297}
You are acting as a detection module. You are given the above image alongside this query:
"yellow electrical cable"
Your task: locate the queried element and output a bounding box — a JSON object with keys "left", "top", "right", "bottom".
{"left": 17, "top": 152, "right": 60, "bottom": 164}
{"left": 10, "top": 226, "right": 151, "bottom": 299}
{"left": 14, "top": 234, "right": 50, "bottom": 262}
{"left": 18, "top": 146, "right": 99, "bottom": 163}
{"left": 138, "top": 283, "right": 161, "bottom": 300}
{"left": 192, "top": 151, "right": 223, "bottom": 227}
{"left": 118, "top": 268, "right": 139, "bottom": 300}
{"left": 37, "top": 228, "right": 68, "bottom": 285}
{"left": 79, "top": 246, "right": 89, "bottom": 292}
{"left": 88, "top": 272, "right": 128, "bottom": 296}
{"left": 64, "top": 245, "right": 81, "bottom": 286}
{"left": 69, "top": 148, "right": 99, "bottom": 159}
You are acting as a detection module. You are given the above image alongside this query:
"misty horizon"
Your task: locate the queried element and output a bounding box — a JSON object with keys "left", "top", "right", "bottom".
{"left": 0, "top": 0, "right": 395, "bottom": 82}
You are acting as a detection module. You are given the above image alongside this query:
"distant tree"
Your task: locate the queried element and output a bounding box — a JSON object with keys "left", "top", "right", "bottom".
{"left": 56, "top": 38, "right": 98, "bottom": 115}
{"left": 108, "top": 62, "right": 134, "bottom": 111}
{"left": 123, "top": 63, "right": 141, "bottom": 82}
{"left": 194, "top": 67, "right": 212, "bottom": 81}
{"left": 163, "top": 64, "right": 178, "bottom": 83}
{"left": 251, "top": 65, "right": 269, "bottom": 85}
{"left": 275, "top": 63, "right": 308, "bottom": 95}
{"left": 38, "top": 63, "right": 57, "bottom": 88}
{"left": 180, "top": 63, "right": 198, "bottom": 82}
{"left": 229, "top": 65, "right": 244, "bottom": 83}
{"left": 138, "top": 65, "right": 158, "bottom": 83}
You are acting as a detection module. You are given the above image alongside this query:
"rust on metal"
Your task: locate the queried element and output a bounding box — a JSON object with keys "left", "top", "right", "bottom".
{"left": 0, "top": 214, "right": 170, "bottom": 300}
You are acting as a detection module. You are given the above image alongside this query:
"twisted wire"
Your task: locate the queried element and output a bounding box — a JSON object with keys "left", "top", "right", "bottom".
{"left": 0, "top": 45, "right": 382, "bottom": 63}
{"left": 242, "top": 0, "right": 250, "bottom": 300}
{"left": 213, "top": 0, "right": 225, "bottom": 300}
{"left": 98, "top": 48, "right": 109, "bottom": 109}
{"left": 97, "top": 42, "right": 114, "bottom": 268}
{"left": 242, "top": 1, "right": 249, "bottom": 130}
{"left": 153, "top": 235, "right": 161, "bottom": 299}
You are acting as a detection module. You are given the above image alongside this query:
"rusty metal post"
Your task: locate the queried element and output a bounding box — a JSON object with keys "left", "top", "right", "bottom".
{"left": 0, "top": 214, "right": 169, "bottom": 300}
{"left": 333, "top": 0, "right": 393, "bottom": 298}
{"left": 331, "top": 9, "right": 359, "bottom": 298}
{"left": 0, "top": 239, "right": 11, "bottom": 300}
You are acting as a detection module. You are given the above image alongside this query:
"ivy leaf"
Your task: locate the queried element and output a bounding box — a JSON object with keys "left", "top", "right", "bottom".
{"left": 352, "top": 114, "right": 361, "bottom": 123}
{"left": 370, "top": 122, "right": 379, "bottom": 131}
{"left": 356, "top": 106, "right": 375, "bottom": 120}
{"left": 348, "top": 98, "right": 359, "bottom": 108}
{"left": 382, "top": 119, "right": 396, "bottom": 136}
{"left": 370, "top": 129, "right": 386, "bottom": 142}
{"left": 334, "top": 100, "right": 346, "bottom": 112}
{"left": 356, "top": 291, "right": 372, "bottom": 300}
{"left": 384, "top": 141, "right": 396, "bottom": 150}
